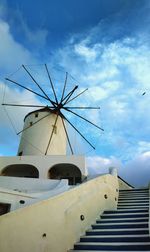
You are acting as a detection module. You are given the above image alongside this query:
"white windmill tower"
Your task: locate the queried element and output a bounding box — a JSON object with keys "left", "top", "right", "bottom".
{"left": 17, "top": 107, "right": 67, "bottom": 156}
{"left": 3, "top": 64, "right": 104, "bottom": 157}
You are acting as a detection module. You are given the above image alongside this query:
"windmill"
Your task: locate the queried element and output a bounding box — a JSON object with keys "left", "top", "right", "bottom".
{"left": 2, "top": 64, "right": 104, "bottom": 156}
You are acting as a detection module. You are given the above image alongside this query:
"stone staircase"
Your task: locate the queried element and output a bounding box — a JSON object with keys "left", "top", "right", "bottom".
{"left": 70, "top": 188, "right": 150, "bottom": 251}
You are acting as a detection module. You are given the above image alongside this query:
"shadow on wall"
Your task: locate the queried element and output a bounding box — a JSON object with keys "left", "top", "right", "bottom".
{"left": 48, "top": 163, "right": 82, "bottom": 185}
{"left": 0, "top": 164, "right": 39, "bottom": 178}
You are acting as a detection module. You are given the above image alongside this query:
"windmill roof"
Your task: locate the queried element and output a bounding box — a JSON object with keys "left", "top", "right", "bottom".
{"left": 24, "top": 107, "right": 63, "bottom": 121}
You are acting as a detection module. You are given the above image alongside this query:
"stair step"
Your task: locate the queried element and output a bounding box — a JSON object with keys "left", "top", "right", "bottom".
{"left": 119, "top": 189, "right": 148, "bottom": 192}
{"left": 119, "top": 195, "right": 149, "bottom": 198}
{"left": 80, "top": 235, "right": 150, "bottom": 242}
{"left": 119, "top": 191, "right": 149, "bottom": 193}
{"left": 119, "top": 192, "right": 149, "bottom": 196}
{"left": 83, "top": 234, "right": 149, "bottom": 238}
{"left": 117, "top": 204, "right": 149, "bottom": 208}
{"left": 119, "top": 197, "right": 149, "bottom": 200}
{"left": 101, "top": 213, "right": 149, "bottom": 219}
{"left": 117, "top": 206, "right": 149, "bottom": 210}
{"left": 104, "top": 209, "right": 149, "bottom": 214}
{"left": 96, "top": 217, "right": 148, "bottom": 223}
{"left": 119, "top": 195, "right": 149, "bottom": 199}
{"left": 71, "top": 251, "right": 150, "bottom": 252}
{"left": 72, "top": 188, "right": 149, "bottom": 251}
{"left": 74, "top": 242, "right": 150, "bottom": 250}
{"left": 86, "top": 228, "right": 149, "bottom": 236}
{"left": 92, "top": 222, "right": 148, "bottom": 229}
{"left": 118, "top": 200, "right": 149, "bottom": 203}
{"left": 118, "top": 201, "right": 149, "bottom": 207}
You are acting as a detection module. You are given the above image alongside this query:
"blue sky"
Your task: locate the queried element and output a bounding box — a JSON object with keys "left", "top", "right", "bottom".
{"left": 0, "top": 0, "right": 150, "bottom": 186}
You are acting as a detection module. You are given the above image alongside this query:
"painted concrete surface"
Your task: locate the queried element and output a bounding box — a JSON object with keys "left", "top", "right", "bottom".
{"left": 0, "top": 176, "right": 62, "bottom": 191}
{"left": 0, "top": 155, "right": 87, "bottom": 179}
{"left": 18, "top": 110, "right": 67, "bottom": 155}
{"left": 0, "top": 172, "right": 118, "bottom": 252}
{"left": 0, "top": 177, "right": 69, "bottom": 211}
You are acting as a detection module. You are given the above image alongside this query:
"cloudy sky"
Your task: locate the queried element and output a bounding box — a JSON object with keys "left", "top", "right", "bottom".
{"left": 0, "top": 0, "right": 150, "bottom": 187}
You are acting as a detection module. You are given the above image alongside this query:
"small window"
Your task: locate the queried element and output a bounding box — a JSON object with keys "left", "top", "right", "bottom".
{"left": 29, "top": 122, "right": 33, "bottom": 126}
{"left": 0, "top": 203, "right": 11, "bottom": 215}
{"left": 18, "top": 151, "right": 23, "bottom": 156}
{"left": 35, "top": 113, "right": 38, "bottom": 118}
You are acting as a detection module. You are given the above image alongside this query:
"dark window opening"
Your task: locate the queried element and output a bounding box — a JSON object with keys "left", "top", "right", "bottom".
{"left": 35, "top": 113, "right": 38, "bottom": 118}
{"left": 29, "top": 121, "right": 33, "bottom": 126}
{"left": 48, "top": 164, "right": 82, "bottom": 185}
{"left": 1, "top": 164, "right": 39, "bottom": 178}
{"left": 0, "top": 203, "right": 11, "bottom": 216}
{"left": 18, "top": 151, "right": 23, "bottom": 156}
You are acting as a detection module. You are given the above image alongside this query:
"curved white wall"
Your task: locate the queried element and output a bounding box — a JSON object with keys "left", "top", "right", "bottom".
{"left": 18, "top": 110, "right": 67, "bottom": 155}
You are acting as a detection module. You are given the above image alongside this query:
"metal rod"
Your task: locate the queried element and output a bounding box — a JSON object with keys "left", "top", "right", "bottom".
{"left": 65, "top": 88, "right": 88, "bottom": 104}
{"left": 22, "top": 65, "right": 56, "bottom": 107}
{"left": 61, "top": 113, "right": 95, "bottom": 149}
{"left": 17, "top": 112, "right": 51, "bottom": 135}
{"left": 65, "top": 106, "right": 100, "bottom": 109}
{"left": 45, "top": 64, "right": 58, "bottom": 104}
{"left": 61, "top": 117, "right": 73, "bottom": 155}
{"left": 45, "top": 113, "right": 59, "bottom": 155}
{"left": 60, "top": 72, "right": 68, "bottom": 103}
{"left": 62, "top": 85, "right": 78, "bottom": 105}
{"left": 2, "top": 103, "right": 48, "bottom": 108}
{"left": 5, "top": 78, "right": 51, "bottom": 102}
{"left": 64, "top": 107, "right": 104, "bottom": 131}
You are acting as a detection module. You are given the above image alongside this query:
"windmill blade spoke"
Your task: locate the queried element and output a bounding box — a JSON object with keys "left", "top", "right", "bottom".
{"left": 65, "top": 106, "right": 100, "bottom": 109}
{"left": 22, "top": 65, "right": 56, "bottom": 107}
{"left": 22, "top": 64, "right": 49, "bottom": 99}
{"left": 5, "top": 78, "right": 52, "bottom": 102}
{"left": 45, "top": 64, "right": 58, "bottom": 104}
{"left": 64, "top": 108, "right": 104, "bottom": 131}
{"left": 6, "top": 65, "right": 101, "bottom": 154}
{"left": 60, "top": 72, "right": 68, "bottom": 103}
{"left": 62, "top": 85, "right": 78, "bottom": 105}
{"left": 17, "top": 112, "right": 51, "bottom": 135}
{"left": 45, "top": 113, "right": 59, "bottom": 155}
{"left": 61, "top": 113, "right": 95, "bottom": 150}
{"left": 65, "top": 88, "right": 88, "bottom": 105}
{"left": 2, "top": 103, "right": 48, "bottom": 108}
{"left": 61, "top": 117, "right": 73, "bottom": 155}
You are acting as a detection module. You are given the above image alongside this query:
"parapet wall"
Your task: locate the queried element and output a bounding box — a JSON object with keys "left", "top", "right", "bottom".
{"left": 0, "top": 155, "right": 87, "bottom": 179}
{"left": 0, "top": 172, "right": 119, "bottom": 252}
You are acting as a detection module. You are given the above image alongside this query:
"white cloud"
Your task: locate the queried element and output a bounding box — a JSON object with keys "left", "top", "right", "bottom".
{"left": 121, "top": 151, "right": 150, "bottom": 187}
{"left": 0, "top": 19, "right": 35, "bottom": 73}
{"left": 0, "top": 81, "right": 45, "bottom": 155}
{"left": 87, "top": 153, "right": 150, "bottom": 187}
{"left": 0, "top": 1, "right": 48, "bottom": 49}
{"left": 86, "top": 81, "right": 122, "bottom": 102}
{"left": 74, "top": 43, "right": 97, "bottom": 61}
{"left": 137, "top": 141, "right": 150, "bottom": 154}
{"left": 88, "top": 86, "right": 109, "bottom": 101}
{"left": 53, "top": 31, "right": 150, "bottom": 169}
{"left": 15, "top": 10, "right": 48, "bottom": 48}
{"left": 0, "top": 14, "right": 47, "bottom": 155}
{"left": 0, "top": 81, "right": 44, "bottom": 127}
{"left": 86, "top": 155, "right": 122, "bottom": 175}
